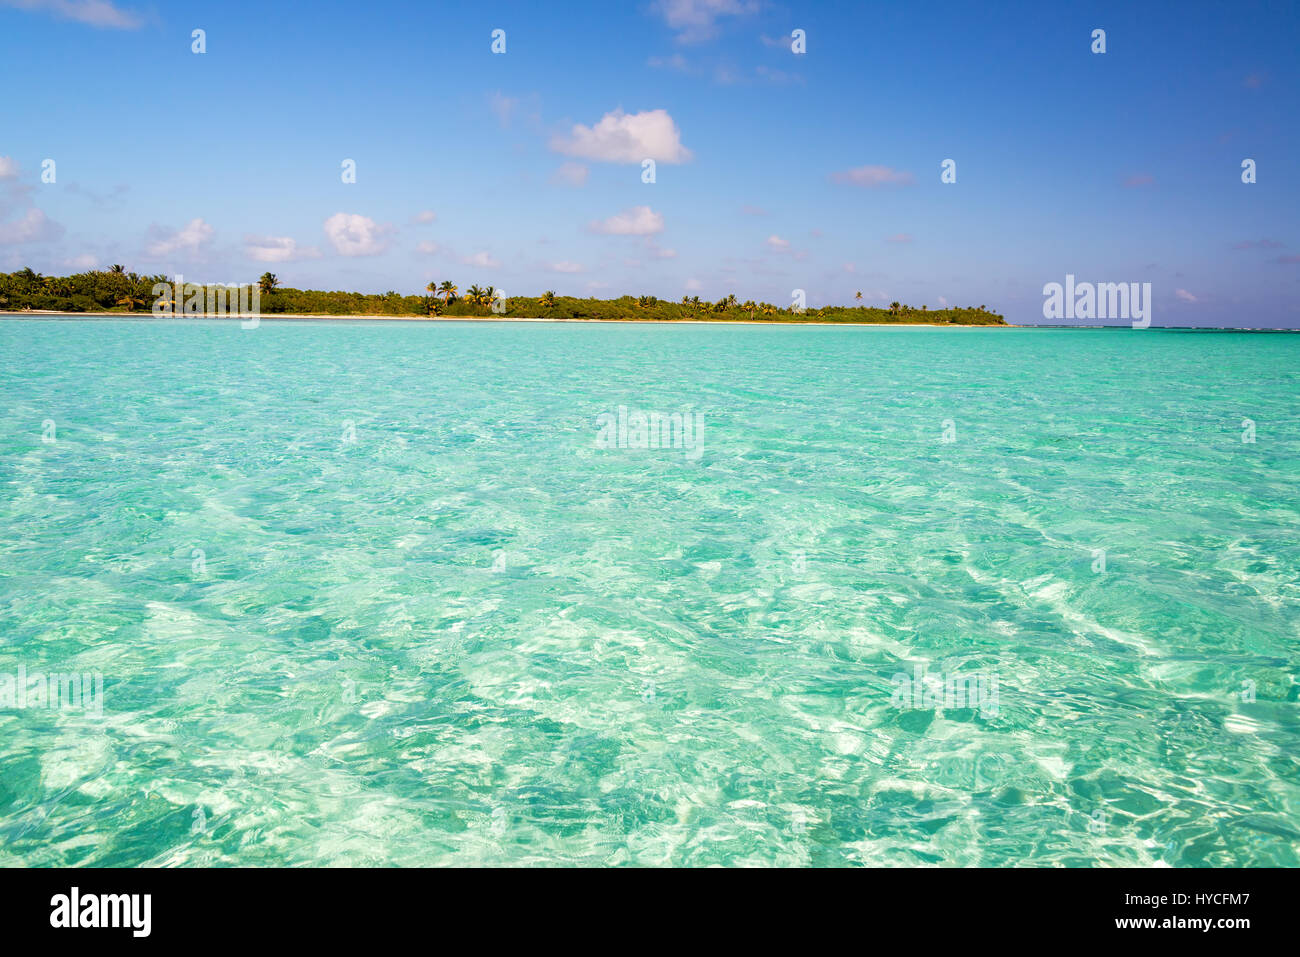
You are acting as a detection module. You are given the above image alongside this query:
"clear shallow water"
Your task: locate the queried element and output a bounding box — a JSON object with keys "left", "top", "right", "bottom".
{"left": 0, "top": 319, "right": 1297, "bottom": 867}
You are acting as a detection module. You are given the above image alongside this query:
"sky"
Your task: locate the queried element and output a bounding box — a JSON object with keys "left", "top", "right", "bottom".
{"left": 0, "top": 0, "right": 1297, "bottom": 326}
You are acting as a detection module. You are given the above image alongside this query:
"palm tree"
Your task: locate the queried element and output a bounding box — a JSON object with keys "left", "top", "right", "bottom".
{"left": 258, "top": 272, "right": 279, "bottom": 295}
{"left": 855, "top": 291, "right": 863, "bottom": 302}
{"left": 465, "top": 284, "right": 485, "bottom": 307}
{"left": 541, "top": 290, "right": 556, "bottom": 309}
{"left": 889, "top": 301, "right": 901, "bottom": 316}
{"left": 438, "top": 280, "right": 457, "bottom": 304}
{"left": 426, "top": 280, "right": 439, "bottom": 296}
{"left": 482, "top": 286, "right": 497, "bottom": 308}
{"left": 109, "top": 264, "right": 125, "bottom": 274}
{"left": 115, "top": 293, "right": 143, "bottom": 311}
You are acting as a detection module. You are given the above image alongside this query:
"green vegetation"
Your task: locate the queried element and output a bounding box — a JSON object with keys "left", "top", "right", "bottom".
{"left": 0, "top": 268, "right": 1007, "bottom": 325}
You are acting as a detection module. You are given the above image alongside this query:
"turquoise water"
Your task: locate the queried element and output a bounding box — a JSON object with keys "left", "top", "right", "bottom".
{"left": 1, "top": 319, "right": 1297, "bottom": 867}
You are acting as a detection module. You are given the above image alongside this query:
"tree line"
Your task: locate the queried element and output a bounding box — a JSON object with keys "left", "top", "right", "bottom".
{"left": 0, "top": 267, "right": 1007, "bottom": 325}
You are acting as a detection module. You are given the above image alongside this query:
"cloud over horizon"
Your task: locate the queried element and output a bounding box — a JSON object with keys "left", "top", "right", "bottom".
{"left": 588, "top": 206, "right": 665, "bottom": 236}
{"left": 0, "top": 207, "right": 62, "bottom": 244}
{"left": 323, "top": 213, "right": 392, "bottom": 257}
{"left": 551, "top": 109, "right": 692, "bottom": 164}
{"left": 146, "top": 218, "right": 213, "bottom": 257}
{"left": 244, "top": 235, "right": 321, "bottom": 263}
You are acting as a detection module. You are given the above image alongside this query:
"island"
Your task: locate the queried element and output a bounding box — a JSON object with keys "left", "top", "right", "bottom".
{"left": 0, "top": 267, "right": 1007, "bottom": 325}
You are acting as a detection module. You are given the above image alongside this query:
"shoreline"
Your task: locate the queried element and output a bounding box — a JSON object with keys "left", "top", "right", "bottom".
{"left": 3, "top": 311, "right": 1295, "bottom": 331}
{"left": 0, "top": 309, "right": 1012, "bottom": 327}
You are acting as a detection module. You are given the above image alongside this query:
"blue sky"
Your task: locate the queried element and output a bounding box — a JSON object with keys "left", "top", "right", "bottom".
{"left": 1, "top": 0, "right": 1297, "bottom": 325}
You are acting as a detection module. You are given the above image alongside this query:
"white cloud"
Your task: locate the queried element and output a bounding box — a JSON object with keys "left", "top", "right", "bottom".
{"left": 765, "top": 235, "right": 806, "bottom": 260}
{"left": 589, "top": 205, "right": 665, "bottom": 236}
{"left": 244, "top": 235, "right": 320, "bottom": 263}
{"left": 685, "top": 278, "right": 703, "bottom": 291}
{"left": 647, "top": 241, "right": 677, "bottom": 259}
{"left": 830, "top": 165, "right": 915, "bottom": 188}
{"left": 551, "top": 109, "right": 692, "bottom": 164}
{"left": 146, "top": 217, "right": 213, "bottom": 256}
{"left": 0, "top": 0, "right": 142, "bottom": 29}
{"left": 653, "top": 0, "right": 757, "bottom": 43}
{"left": 551, "top": 162, "right": 589, "bottom": 187}
{"left": 0, "top": 207, "right": 62, "bottom": 243}
{"left": 1175, "top": 288, "right": 1198, "bottom": 302}
{"left": 937, "top": 296, "right": 949, "bottom": 307}
{"left": 461, "top": 250, "right": 500, "bottom": 268}
{"left": 884, "top": 233, "right": 913, "bottom": 243}
{"left": 323, "top": 212, "right": 392, "bottom": 256}
{"left": 416, "top": 240, "right": 440, "bottom": 255}
{"left": 65, "top": 253, "right": 98, "bottom": 270}
{"left": 0, "top": 161, "right": 64, "bottom": 244}
{"left": 547, "top": 261, "right": 584, "bottom": 273}
{"left": 412, "top": 210, "right": 437, "bottom": 224}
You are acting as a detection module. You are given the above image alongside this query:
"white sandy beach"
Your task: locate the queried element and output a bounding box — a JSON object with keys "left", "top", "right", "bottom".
{"left": 0, "top": 310, "right": 1012, "bottom": 327}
